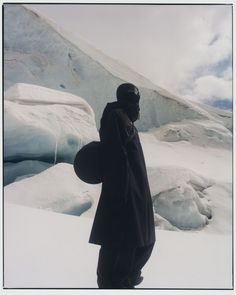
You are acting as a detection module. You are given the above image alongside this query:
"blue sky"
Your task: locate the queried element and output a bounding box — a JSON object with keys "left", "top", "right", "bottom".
{"left": 27, "top": 4, "right": 232, "bottom": 105}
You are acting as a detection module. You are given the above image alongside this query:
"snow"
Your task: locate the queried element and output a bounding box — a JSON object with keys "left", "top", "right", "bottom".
{"left": 4, "top": 160, "right": 52, "bottom": 186}
{"left": 5, "top": 83, "right": 95, "bottom": 117}
{"left": 4, "top": 4, "right": 232, "bottom": 131}
{"left": 142, "top": 132, "right": 232, "bottom": 234}
{"left": 3, "top": 3, "right": 233, "bottom": 290}
{"left": 141, "top": 132, "right": 232, "bottom": 183}
{"left": 151, "top": 119, "right": 232, "bottom": 149}
{"left": 4, "top": 163, "right": 100, "bottom": 217}
{"left": 4, "top": 203, "right": 232, "bottom": 289}
{"left": 4, "top": 84, "right": 98, "bottom": 183}
{"left": 3, "top": 84, "right": 232, "bottom": 288}
{"left": 4, "top": 142, "right": 232, "bottom": 234}
{"left": 154, "top": 182, "right": 210, "bottom": 230}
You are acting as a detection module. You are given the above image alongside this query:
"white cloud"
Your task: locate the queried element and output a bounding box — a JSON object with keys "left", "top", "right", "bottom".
{"left": 222, "top": 67, "right": 233, "bottom": 81}
{"left": 191, "top": 75, "right": 232, "bottom": 101}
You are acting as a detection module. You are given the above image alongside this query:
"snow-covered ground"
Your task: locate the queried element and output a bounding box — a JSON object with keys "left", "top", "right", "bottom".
{"left": 4, "top": 127, "right": 232, "bottom": 288}
{"left": 4, "top": 203, "right": 232, "bottom": 289}
{"left": 5, "top": 123, "right": 232, "bottom": 232}
{"left": 3, "top": 65, "right": 232, "bottom": 291}
{"left": 5, "top": 204, "right": 232, "bottom": 289}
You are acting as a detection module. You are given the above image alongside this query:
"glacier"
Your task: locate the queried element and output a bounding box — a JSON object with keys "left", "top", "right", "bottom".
{"left": 4, "top": 160, "right": 52, "bottom": 186}
{"left": 3, "top": 3, "right": 233, "bottom": 288}
{"left": 3, "top": 2, "right": 232, "bottom": 227}
{"left": 3, "top": 4, "right": 232, "bottom": 231}
{"left": 5, "top": 163, "right": 99, "bottom": 216}
{"left": 4, "top": 83, "right": 98, "bottom": 184}
{"left": 4, "top": 162, "right": 231, "bottom": 234}
{"left": 4, "top": 4, "right": 232, "bottom": 131}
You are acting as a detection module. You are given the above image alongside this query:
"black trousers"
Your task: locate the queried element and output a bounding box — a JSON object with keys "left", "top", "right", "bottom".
{"left": 96, "top": 243, "right": 154, "bottom": 288}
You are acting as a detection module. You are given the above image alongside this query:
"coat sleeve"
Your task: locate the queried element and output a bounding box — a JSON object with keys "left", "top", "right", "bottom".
{"left": 101, "top": 109, "right": 130, "bottom": 203}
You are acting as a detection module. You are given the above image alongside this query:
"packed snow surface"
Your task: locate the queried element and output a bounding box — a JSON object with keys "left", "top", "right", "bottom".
{"left": 5, "top": 115, "right": 232, "bottom": 287}
{"left": 4, "top": 203, "right": 232, "bottom": 288}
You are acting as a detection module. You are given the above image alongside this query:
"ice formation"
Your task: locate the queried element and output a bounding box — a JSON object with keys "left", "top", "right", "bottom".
{"left": 3, "top": 4, "right": 232, "bottom": 235}
{"left": 4, "top": 4, "right": 232, "bottom": 131}
{"left": 151, "top": 119, "right": 232, "bottom": 149}
{"left": 3, "top": 4, "right": 233, "bottom": 289}
{"left": 5, "top": 163, "right": 100, "bottom": 216}
{"left": 4, "top": 83, "right": 98, "bottom": 183}
{"left": 4, "top": 160, "right": 52, "bottom": 186}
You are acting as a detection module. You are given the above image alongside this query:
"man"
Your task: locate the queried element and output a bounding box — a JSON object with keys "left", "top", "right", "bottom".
{"left": 89, "top": 83, "right": 156, "bottom": 288}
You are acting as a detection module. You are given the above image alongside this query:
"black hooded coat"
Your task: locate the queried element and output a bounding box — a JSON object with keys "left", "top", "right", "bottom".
{"left": 89, "top": 101, "right": 156, "bottom": 247}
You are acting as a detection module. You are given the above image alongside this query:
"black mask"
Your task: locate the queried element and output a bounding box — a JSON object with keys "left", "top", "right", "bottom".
{"left": 116, "top": 83, "right": 140, "bottom": 122}
{"left": 124, "top": 103, "right": 140, "bottom": 122}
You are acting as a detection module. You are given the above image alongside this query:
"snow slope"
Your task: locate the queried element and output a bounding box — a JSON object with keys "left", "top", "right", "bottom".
{"left": 5, "top": 163, "right": 100, "bottom": 217}
{"left": 4, "top": 160, "right": 52, "bottom": 186}
{"left": 4, "top": 4, "right": 232, "bottom": 131}
{"left": 3, "top": 4, "right": 232, "bottom": 188}
{"left": 3, "top": 82, "right": 232, "bottom": 191}
{"left": 5, "top": 134, "right": 232, "bottom": 234}
{"left": 150, "top": 119, "right": 232, "bottom": 150}
{"left": 4, "top": 203, "right": 232, "bottom": 288}
{"left": 4, "top": 85, "right": 232, "bottom": 234}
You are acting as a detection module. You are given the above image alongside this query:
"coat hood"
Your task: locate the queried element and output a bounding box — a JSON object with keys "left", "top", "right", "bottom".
{"left": 102, "top": 101, "right": 123, "bottom": 118}
{"left": 102, "top": 101, "right": 140, "bottom": 123}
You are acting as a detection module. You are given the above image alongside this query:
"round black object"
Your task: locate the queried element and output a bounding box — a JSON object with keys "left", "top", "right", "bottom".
{"left": 73, "top": 141, "right": 103, "bottom": 184}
